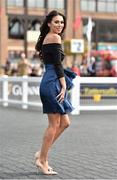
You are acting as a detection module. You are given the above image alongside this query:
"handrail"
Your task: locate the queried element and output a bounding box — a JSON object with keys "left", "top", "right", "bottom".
{"left": 0, "top": 75, "right": 117, "bottom": 114}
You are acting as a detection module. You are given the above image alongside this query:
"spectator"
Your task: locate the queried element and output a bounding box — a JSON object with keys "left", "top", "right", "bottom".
{"left": 10, "top": 68, "right": 18, "bottom": 76}
{"left": 87, "top": 56, "right": 96, "bottom": 76}
{"left": 30, "top": 64, "right": 44, "bottom": 77}
{"left": 71, "top": 63, "right": 80, "bottom": 76}
{"left": 4, "top": 60, "right": 11, "bottom": 75}
{"left": 17, "top": 53, "right": 32, "bottom": 76}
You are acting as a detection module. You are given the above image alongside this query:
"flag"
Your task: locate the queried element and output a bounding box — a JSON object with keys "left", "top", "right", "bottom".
{"left": 86, "top": 17, "right": 93, "bottom": 66}
{"left": 86, "top": 17, "right": 93, "bottom": 42}
{"left": 73, "top": 15, "right": 81, "bottom": 30}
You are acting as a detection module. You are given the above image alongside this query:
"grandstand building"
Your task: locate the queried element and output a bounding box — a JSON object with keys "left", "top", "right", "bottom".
{"left": 0, "top": 0, "right": 117, "bottom": 74}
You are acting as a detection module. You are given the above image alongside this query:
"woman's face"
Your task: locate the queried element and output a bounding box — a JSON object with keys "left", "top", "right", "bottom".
{"left": 48, "top": 15, "right": 64, "bottom": 34}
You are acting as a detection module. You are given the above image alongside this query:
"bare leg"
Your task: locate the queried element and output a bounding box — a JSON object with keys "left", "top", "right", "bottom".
{"left": 39, "top": 113, "right": 60, "bottom": 164}
{"left": 52, "top": 114, "right": 70, "bottom": 145}
{"left": 36, "top": 114, "right": 70, "bottom": 158}
{"left": 35, "top": 114, "right": 70, "bottom": 172}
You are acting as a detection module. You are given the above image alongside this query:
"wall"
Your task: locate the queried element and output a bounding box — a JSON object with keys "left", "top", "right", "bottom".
{"left": 0, "top": 0, "right": 8, "bottom": 75}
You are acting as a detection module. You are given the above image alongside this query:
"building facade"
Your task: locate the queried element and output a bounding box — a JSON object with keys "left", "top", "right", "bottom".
{"left": 0, "top": 0, "right": 117, "bottom": 74}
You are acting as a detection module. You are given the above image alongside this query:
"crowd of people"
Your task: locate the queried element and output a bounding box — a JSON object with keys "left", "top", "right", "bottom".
{"left": 3, "top": 53, "right": 44, "bottom": 77}
{"left": 71, "top": 54, "right": 117, "bottom": 77}
{"left": 2, "top": 52, "right": 117, "bottom": 77}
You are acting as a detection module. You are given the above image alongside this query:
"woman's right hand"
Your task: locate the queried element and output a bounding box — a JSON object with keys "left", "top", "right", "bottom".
{"left": 56, "top": 87, "right": 66, "bottom": 103}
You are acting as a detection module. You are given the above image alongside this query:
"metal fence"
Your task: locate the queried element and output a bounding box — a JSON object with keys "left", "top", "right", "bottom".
{"left": 0, "top": 75, "right": 117, "bottom": 114}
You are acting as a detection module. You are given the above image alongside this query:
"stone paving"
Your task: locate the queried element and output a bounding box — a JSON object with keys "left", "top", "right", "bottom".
{"left": 0, "top": 106, "right": 117, "bottom": 179}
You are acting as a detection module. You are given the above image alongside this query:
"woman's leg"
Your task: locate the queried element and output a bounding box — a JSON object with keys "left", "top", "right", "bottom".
{"left": 52, "top": 114, "right": 70, "bottom": 145}
{"left": 39, "top": 113, "right": 60, "bottom": 165}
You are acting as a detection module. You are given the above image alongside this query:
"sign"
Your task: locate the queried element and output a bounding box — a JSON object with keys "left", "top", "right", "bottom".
{"left": 71, "top": 39, "right": 84, "bottom": 53}
{"left": 8, "top": 83, "right": 39, "bottom": 96}
{"left": 81, "top": 84, "right": 117, "bottom": 98}
{"left": 27, "top": 31, "right": 40, "bottom": 42}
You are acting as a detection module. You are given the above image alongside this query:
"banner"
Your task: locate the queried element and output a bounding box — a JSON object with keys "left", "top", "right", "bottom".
{"left": 86, "top": 17, "right": 93, "bottom": 42}
{"left": 73, "top": 15, "right": 81, "bottom": 30}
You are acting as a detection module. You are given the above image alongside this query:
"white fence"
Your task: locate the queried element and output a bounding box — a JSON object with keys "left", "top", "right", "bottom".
{"left": 0, "top": 75, "right": 42, "bottom": 109}
{"left": 71, "top": 76, "right": 117, "bottom": 114}
{"left": 0, "top": 75, "right": 117, "bottom": 114}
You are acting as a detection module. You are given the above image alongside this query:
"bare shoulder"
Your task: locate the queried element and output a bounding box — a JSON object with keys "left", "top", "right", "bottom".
{"left": 51, "top": 34, "right": 61, "bottom": 43}
{"left": 44, "top": 33, "right": 61, "bottom": 44}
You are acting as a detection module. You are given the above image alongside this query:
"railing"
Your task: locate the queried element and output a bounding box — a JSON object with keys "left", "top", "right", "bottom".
{"left": 71, "top": 76, "right": 117, "bottom": 114}
{"left": 0, "top": 75, "right": 117, "bottom": 114}
{"left": 0, "top": 75, "right": 42, "bottom": 109}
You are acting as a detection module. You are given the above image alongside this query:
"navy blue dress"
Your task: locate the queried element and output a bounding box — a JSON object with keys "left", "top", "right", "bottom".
{"left": 40, "top": 43, "right": 76, "bottom": 114}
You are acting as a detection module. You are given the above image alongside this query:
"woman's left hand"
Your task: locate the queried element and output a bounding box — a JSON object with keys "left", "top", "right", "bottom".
{"left": 56, "top": 88, "right": 66, "bottom": 103}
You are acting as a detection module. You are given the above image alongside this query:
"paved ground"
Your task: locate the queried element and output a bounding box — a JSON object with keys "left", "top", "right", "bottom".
{"left": 0, "top": 106, "right": 117, "bottom": 179}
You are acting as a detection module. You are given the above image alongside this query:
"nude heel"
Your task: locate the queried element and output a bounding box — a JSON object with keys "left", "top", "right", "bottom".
{"left": 34, "top": 151, "right": 53, "bottom": 170}
{"left": 35, "top": 159, "right": 58, "bottom": 175}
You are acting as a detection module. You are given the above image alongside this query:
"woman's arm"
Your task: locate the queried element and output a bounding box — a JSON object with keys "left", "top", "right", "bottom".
{"left": 45, "top": 33, "right": 66, "bottom": 102}
{"left": 59, "top": 76, "right": 66, "bottom": 90}
{"left": 52, "top": 34, "right": 66, "bottom": 102}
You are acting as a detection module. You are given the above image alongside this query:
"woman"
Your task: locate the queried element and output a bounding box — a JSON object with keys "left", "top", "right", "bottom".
{"left": 35, "top": 10, "right": 76, "bottom": 175}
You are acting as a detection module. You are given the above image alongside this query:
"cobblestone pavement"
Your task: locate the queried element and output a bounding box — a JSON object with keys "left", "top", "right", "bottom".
{"left": 0, "top": 106, "right": 117, "bottom": 179}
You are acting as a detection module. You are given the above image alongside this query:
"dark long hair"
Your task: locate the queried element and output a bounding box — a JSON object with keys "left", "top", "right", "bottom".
{"left": 35, "top": 10, "right": 66, "bottom": 60}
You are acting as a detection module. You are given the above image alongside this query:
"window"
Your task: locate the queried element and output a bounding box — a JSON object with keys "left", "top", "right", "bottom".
{"left": 83, "top": 18, "right": 117, "bottom": 43}
{"left": 80, "top": 0, "right": 88, "bottom": 11}
{"left": 9, "top": 20, "right": 24, "bottom": 39}
{"left": 7, "top": 0, "right": 23, "bottom": 7}
{"left": 98, "top": 20, "right": 117, "bottom": 42}
{"left": 98, "top": 1, "right": 106, "bottom": 12}
{"left": 28, "top": 0, "right": 44, "bottom": 8}
{"left": 29, "top": 21, "right": 41, "bottom": 31}
{"left": 80, "top": 0, "right": 96, "bottom": 12}
{"left": 81, "top": 0, "right": 117, "bottom": 13}
{"left": 106, "top": 1, "right": 115, "bottom": 13}
{"left": 115, "top": 2, "right": 117, "bottom": 12}
{"left": 48, "top": 0, "right": 64, "bottom": 9}
{"left": 8, "top": 17, "right": 41, "bottom": 39}
{"left": 97, "top": 0, "right": 115, "bottom": 12}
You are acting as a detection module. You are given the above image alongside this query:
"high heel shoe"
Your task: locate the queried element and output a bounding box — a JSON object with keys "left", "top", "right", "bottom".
{"left": 35, "top": 151, "right": 53, "bottom": 170}
{"left": 35, "top": 159, "right": 58, "bottom": 175}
